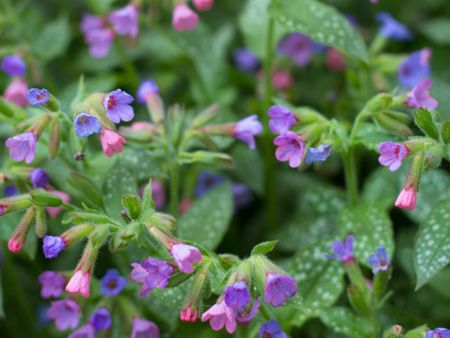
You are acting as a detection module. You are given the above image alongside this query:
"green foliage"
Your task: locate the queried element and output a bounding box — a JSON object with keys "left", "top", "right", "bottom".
{"left": 319, "top": 307, "right": 374, "bottom": 338}
{"left": 413, "top": 109, "right": 441, "bottom": 140}
{"left": 421, "top": 18, "right": 450, "bottom": 45}
{"left": 31, "top": 16, "right": 71, "bottom": 61}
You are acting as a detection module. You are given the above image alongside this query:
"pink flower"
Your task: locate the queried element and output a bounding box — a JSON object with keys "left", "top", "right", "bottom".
{"left": 180, "top": 305, "right": 198, "bottom": 322}
{"left": 273, "top": 131, "right": 305, "bottom": 168}
{"left": 66, "top": 270, "right": 91, "bottom": 297}
{"left": 201, "top": 300, "right": 237, "bottom": 334}
{"left": 5, "top": 131, "right": 37, "bottom": 164}
{"left": 326, "top": 48, "right": 346, "bottom": 71}
{"left": 170, "top": 243, "right": 202, "bottom": 273}
{"left": 46, "top": 190, "right": 70, "bottom": 219}
{"left": 109, "top": 4, "right": 139, "bottom": 38}
{"left": 172, "top": 3, "right": 199, "bottom": 32}
{"left": 3, "top": 78, "right": 28, "bottom": 106}
{"left": 378, "top": 142, "right": 409, "bottom": 172}
{"left": 272, "top": 69, "right": 294, "bottom": 90}
{"left": 395, "top": 186, "right": 417, "bottom": 211}
{"left": 406, "top": 79, "right": 438, "bottom": 110}
{"left": 7, "top": 233, "right": 23, "bottom": 253}
{"left": 179, "top": 198, "right": 192, "bottom": 214}
{"left": 100, "top": 128, "right": 126, "bottom": 157}
{"left": 193, "top": 0, "right": 214, "bottom": 11}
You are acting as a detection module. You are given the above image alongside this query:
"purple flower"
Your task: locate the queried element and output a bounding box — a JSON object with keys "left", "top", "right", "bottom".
{"left": 425, "top": 328, "right": 450, "bottom": 338}
{"left": 376, "top": 12, "right": 412, "bottom": 41}
{"left": 232, "top": 183, "right": 252, "bottom": 210}
{"left": 1, "top": 55, "right": 26, "bottom": 77}
{"left": 406, "top": 79, "right": 438, "bottom": 110}
{"left": 100, "top": 269, "right": 127, "bottom": 296}
{"left": 278, "top": 33, "right": 314, "bottom": 67}
{"left": 27, "top": 88, "right": 49, "bottom": 106}
{"left": 85, "top": 28, "right": 115, "bottom": 58}
{"left": 267, "top": 105, "right": 297, "bottom": 134}
{"left": 368, "top": 247, "right": 390, "bottom": 274}
{"left": 81, "top": 14, "right": 104, "bottom": 34}
{"left": 131, "top": 318, "right": 160, "bottom": 338}
{"left": 195, "top": 171, "right": 225, "bottom": 197}
{"left": 151, "top": 180, "right": 166, "bottom": 209}
{"left": 170, "top": 243, "right": 202, "bottom": 273}
{"left": 43, "top": 235, "right": 66, "bottom": 259}
{"left": 4, "top": 184, "right": 19, "bottom": 197}
{"left": 259, "top": 320, "right": 288, "bottom": 338}
{"left": 378, "top": 142, "right": 408, "bottom": 172}
{"left": 273, "top": 131, "right": 305, "bottom": 168}
{"left": 224, "top": 280, "right": 251, "bottom": 310}
{"left": 201, "top": 300, "right": 237, "bottom": 334}
{"left": 398, "top": 48, "right": 431, "bottom": 88}
{"left": 30, "top": 168, "right": 49, "bottom": 188}
{"left": 47, "top": 299, "right": 80, "bottom": 331}
{"left": 329, "top": 235, "right": 355, "bottom": 264}
{"left": 234, "top": 115, "right": 263, "bottom": 149}
{"left": 233, "top": 48, "right": 261, "bottom": 73}
{"left": 137, "top": 80, "right": 159, "bottom": 104}
{"left": 103, "top": 89, "right": 135, "bottom": 124}
{"left": 305, "top": 144, "right": 332, "bottom": 164}
{"left": 264, "top": 273, "right": 297, "bottom": 307}
{"left": 38, "top": 271, "right": 66, "bottom": 298}
{"left": 74, "top": 113, "right": 103, "bottom": 138}
{"left": 109, "top": 4, "right": 139, "bottom": 38}
{"left": 236, "top": 299, "right": 260, "bottom": 324}
{"left": 68, "top": 325, "right": 95, "bottom": 338}
{"left": 130, "top": 257, "right": 174, "bottom": 296}
{"left": 89, "top": 308, "right": 112, "bottom": 332}
{"left": 5, "top": 131, "right": 37, "bottom": 164}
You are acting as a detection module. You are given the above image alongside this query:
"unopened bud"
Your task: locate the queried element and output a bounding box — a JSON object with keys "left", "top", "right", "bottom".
{"left": 61, "top": 224, "right": 95, "bottom": 246}
{"left": 8, "top": 207, "right": 36, "bottom": 254}
{"left": 347, "top": 284, "right": 370, "bottom": 315}
{"left": 192, "top": 104, "right": 220, "bottom": 128}
{"left": 178, "top": 151, "right": 234, "bottom": 167}
{"left": 30, "top": 189, "right": 64, "bottom": 207}
{"left": 146, "top": 94, "right": 164, "bottom": 124}
{"left": 48, "top": 117, "right": 60, "bottom": 159}
{"left": 35, "top": 207, "right": 47, "bottom": 238}
{"left": 0, "top": 194, "right": 33, "bottom": 215}
{"left": 144, "top": 212, "right": 176, "bottom": 232}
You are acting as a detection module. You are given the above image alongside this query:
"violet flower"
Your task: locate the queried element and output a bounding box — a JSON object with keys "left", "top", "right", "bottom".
{"left": 224, "top": 280, "right": 251, "bottom": 310}
{"left": 89, "top": 308, "right": 112, "bottom": 332}
{"left": 305, "top": 144, "right": 332, "bottom": 164}
{"left": 74, "top": 113, "right": 102, "bottom": 138}
{"left": 195, "top": 171, "right": 225, "bottom": 198}
{"left": 278, "top": 33, "right": 314, "bottom": 67}
{"left": 378, "top": 142, "right": 408, "bottom": 172}
{"left": 131, "top": 318, "right": 160, "bottom": 338}
{"left": 406, "top": 79, "right": 438, "bottom": 110}
{"left": 27, "top": 88, "right": 49, "bottom": 106}
{"left": 201, "top": 300, "right": 237, "bottom": 334}
{"left": 130, "top": 257, "right": 174, "bottom": 296}
{"left": 398, "top": 48, "right": 431, "bottom": 89}
{"left": 264, "top": 273, "right": 297, "bottom": 307}
{"left": 1, "top": 55, "right": 26, "bottom": 77}
{"left": 43, "top": 235, "right": 66, "bottom": 259}
{"left": 329, "top": 235, "right": 355, "bottom": 264}
{"left": 136, "top": 80, "right": 159, "bottom": 104}
{"left": 258, "top": 320, "right": 288, "bottom": 338}
{"left": 109, "top": 4, "right": 139, "bottom": 38}
{"left": 234, "top": 115, "right": 263, "bottom": 149}
{"left": 273, "top": 131, "right": 305, "bottom": 168}
{"left": 233, "top": 48, "right": 261, "bottom": 73}
{"left": 267, "top": 105, "right": 297, "bottom": 134}
{"left": 425, "top": 328, "right": 450, "bottom": 338}
{"left": 5, "top": 131, "right": 37, "bottom": 164}
{"left": 85, "top": 28, "right": 115, "bottom": 58}
{"left": 68, "top": 325, "right": 95, "bottom": 338}
{"left": 376, "top": 12, "right": 412, "bottom": 41}
{"left": 38, "top": 271, "right": 66, "bottom": 298}
{"left": 103, "top": 89, "right": 135, "bottom": 124}
{"left": 30, "top": 168, "right": 49, "bottom": 188}
{"left": 100, "top": 269, "right": 127, "bottom": 296}
{"left": 170, "top": 243, "right": 202, "bottom": 273}
{"left": 368, "top": 247, "right": 390, "bottom": 274}
{"left": 47, "top": 299, "right": 80, "bottom": 331}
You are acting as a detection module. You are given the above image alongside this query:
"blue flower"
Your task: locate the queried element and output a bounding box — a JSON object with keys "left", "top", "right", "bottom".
{"left": 103, "top": 89, "right": 134, "bottom": 124}
{"left": 224, "top": 280, "right": 251, "bottom": 311}
{"left": 30, "top": 168, "right": 49, "bottom": 188}
{"left": 398, "top": 48, "right": 431, "bottom": 89}
{"left": 233, "top": 48, "right": 261, "bottom": 73}
{"left": 328, "top": 235, "right": 355, "bottom": 264}
{"left": 368, "top": 247, "right": 389, "bottom": 274}
{"left": 305, "top": 144, "right": 332, "bottom": 164}
{"left": 1, "top": 55, "right": 26, "bottom": 77}
{"left": 74, "top": 113, "right": 102, "bottom": 138}
{"left": 376, "top": 12, "right": 412, "bottom": 41}
{"left": 27, "top": 88, "right": 49, "bottom": 106}
{"left": 89, "top": 308, "right": 112, "bottom": 332}
{"left": 195, "top": 172, "right": 225, "bottom": 197}
{"left": 136, "top": 80, "right": 159, "bottom": 104}
{"left": 100, "top": 269, "right": 127, "bottom": 296}
{"left": 258, "top": 320, "right": 288, "bottom": 338}
{"left": 4, "top": 184, "right": 19, "bottom": 197}
{"left": 425, "top": 328, "right": 450, "bottom": 338}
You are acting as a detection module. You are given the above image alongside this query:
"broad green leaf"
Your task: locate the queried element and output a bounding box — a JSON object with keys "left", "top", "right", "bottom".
{"left": 354, "top": 122, "right": 397, "bottom": 151}
{"left": 251, "top": 241, "right": 278, "bottom": 256}
{"left": 32, "top": 16, "right": 71, "bottom": 61}
{"left": 421, "top": 18, "right": 450, "bottom": 45}
{"left": 414, "top": 199, "right": 450, "bottom": 289}
{"left": 441, "top": 121, "right": 450, "bottom": 143}
{"left": 177, "top": 182, "right": 233, "bottom": 250}
{"left": 121, "top": 148, "right": 165, "bottom": 181}
{"left": 430, "top": 77, "right": 450, "bottom": 121}
{"left": 319, "top": 307, "right": 374, "bottom": 338}
{"left": 337, "top": 204, "right": 394, "bottom": 266}
{"left": 362, "top": 166, "right": 401, "bottom": 210}
{"left": 230, "top": 144, "right": 264, "bottom": 194}
{"left": 67, "top": 171, "right": 104, "bottom": 209}
{"left": 269, "top": 0, "right": 368, "bottom": 62}
{"left": 413, "top": 109, "right": 440, "bottom": 140}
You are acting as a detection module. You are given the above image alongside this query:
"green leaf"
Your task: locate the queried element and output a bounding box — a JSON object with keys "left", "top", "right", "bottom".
{"left": 251, "top": 241, "right": 278, "bottom": 256}
{"left": 230, "top": 144, "right": 264, "bottom": 194}
{"left": 32, "top": 16, "right": 71, "bottom": 61}
{"left": 430, "top": 77, "right": 450, "bottom": 121}
{"left": 269, "top": 0, "right": 368, "bottom": 62}
{"left": 121, "top": 195, "right": 141, "bottom": 220}
{"left": 177, "top": 182, "right": 233, "bottom": 250}
{"left": 337, "top": 204, "right": 394, "bottom": 266}
{"left": 0, "top": 273, "right": 4, "bottom": 318}
{"left": 319, "top": 307, "right": 374, "bottom": 338}
{"left": 441, "top": 121, "right": 450, "bottom": 144}
{"left": 414, "top": 198, "right": 450, "bottom": 289}
{"left": 354, "top": 122, "right": 396, "bottom": 151}
{"left": 67, "top": 171, "right": 105, "bottom": 209}
{"left": 362, "top": 166, "right": 401, "bottom": 210}
{"left": 413, "top": 109, "right": 440, "bottom": 140}
{"left": 421, "top": 18, "right": 450, "bottom": 45}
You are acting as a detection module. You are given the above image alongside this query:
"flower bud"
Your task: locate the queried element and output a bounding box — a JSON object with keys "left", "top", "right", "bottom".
{"left": 35, "top": 207, "right": 47, "bottom": 238}
{"left": 191, "top": 104, "right": 220, "bottom": 128}
{"left": 48, "top": 117, "right": 60, "bottom": 159}
{"left": 66, "top": 240, "right": 98, "bottom": 297}
{"left": 180, "top": 263, "right": 209, "bottom": 322}
{"left": 30, "top": 189, "right": 64, "bottom": 207}
{"left": 364, "top": 93, "right": 393, "bottom": 114}
{"left": 8, "top": 207, "right": 36, "bottom": 253}
{"left": 0, "top": 194, "right": 33, "bottom": 215}
{"left": 144, "top": 212, "right": 176, "bottom": 232}
{"left": 374, "top": 111, "right": 413, "bottom": 137}
{"left": 383, "top": 324, "right": 403, "bottom": 338}
{"left": 145, "top": 93, "right": 165, "bottom": 124}
{"left": 395, "top": 152, "right": 424, "bottom": 211}
{"left": 347, "top": 284, "right": 370, "bottom": 315}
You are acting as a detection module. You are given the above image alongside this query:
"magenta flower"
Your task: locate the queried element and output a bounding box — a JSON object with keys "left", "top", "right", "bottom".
{"left": 130, "top": 257, "right": 174, "bottom": 296}
{"left": 30, "top": 168, "right": 49, "bottom": 188}
{"left": 68, "top": 325, "right": 95, "bottom": 338}
{"left": 224, "top": 280, "right": 251, "bottom": 310}
{"left": 85, "top": 28, "right": 115, "bottom": 58}
{"left": 267, "top": 105, "right": 297, "bottom": 134}
{"left": 395, "top": 186, "right": 417, "bottom": 211}
{"left": 109, "top": 4, "right": 139, "bottom": 38}
{"left": 38, "top": 271, "right": 66, "bottom": 298}
{"left": 100, "top": 129, "right": 126, "bottom": 157}
{"left": 46, "top": 190, "right": 70, "bottom": 218}
{"left": 264, "top": 273, "right": 297, "bottom": 307}
{"left": 136, "top": 79, "right": 159, "bottom": 104}
{"left": 368, "top": 247, "right": 390, "bottom": 274}
{"left": 273, "top": 131, "right": 305, "bottom": 168}
{"left": 278, "top": 33, "right": 314, "bottom": 67}
{"left": 89, "top": 308, "right": 112, "bottom": 332}
{"left": 326, "top": 48, "right": 346, "bottom": 71}
{"left": 193, "top": 0, "right": 214, "bottom": 11}
{"left": 201, "top": 300, "right": 237, "bottom": 334}
{"left": 131, "top": 318, "right": 160, "bottom": 338}
{"left": 234, "top": 115, "right": 263, "bottom": 149}
{"left": 3, "top": 78, "right": 28, "bottom": 106}
{"left": 8, "top": 233, "right": 25, "bottom": 254}
{"left": 100, "top": 269, "right": 127, "bottom": 296}
{"left": 329, "top": 235, "right": 355, "bottom": 264}
{"left": 378, "top": 142, "right": 408, "bottom": 172}
{"left": 1, "top": 55, "right": 26, "bottom": 77}
{"left": 236, "top": 299, "right": 260, "bottom": 324}
{"left": 272, "top": 69, "right": 294, "bottom": 90}
{"left": 47, "top": 299, "right": 80, "bottom": 331}
{"left": 406, "top": 79, "right": 438, "bottom": 110}
{"left": 103, "top": 89, "right": 134, "bottom": 123}
{"left": 170, "top": 243, "right": 202, "bottom": 273}
{"left": 66, "top": 269, "right": 91, "bottom": 298}
{"left": 5, "top": 131, "right": 37, "bottom": 164}
{"left": 172, "top": 3, "right": 199, "bottom": 32}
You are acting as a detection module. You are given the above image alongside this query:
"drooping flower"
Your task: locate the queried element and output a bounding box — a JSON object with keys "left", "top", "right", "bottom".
{"left": 5, "top": 131, "right": 37, "bottom": 164}
{"left": 100, "top": 269, "right": 127, "bottom": 296}
{"left": 193, "top": 0, "right": 214, "bottom": 11}
{"left": 68, "top": 325, "right": 95, "bottom": 338}
{"left": 1, "top": 55, "right": 26, "bottom": 77}
{"left": 272, "top": 69, "right": 294, "bottom": 90}
{"left": 151, "top": 180, "right": 166, "bottom": 209}
{"left": 329, "top": 235, "right": 355, "bottom": 264}
{"left": 3, "top": 78, "right": 28, "bottom": 106}
{"left": 305, "top": 144, "right": 332, "bottom": 164}
{"left": 30, "top": 168, "right": 49, "bottom": 188}
{"left": 398, "top": 48, "right": 431, "bottom": 88}
{"left": 131, "top": 318, "right": 160, "bottom": 338}
{"left": 273, "top": 131, "right": 305, "bottom": 168}
{"left": 4, "top": 184, "right": 19, "bottom": 197}
{"left": 103, "top": 89, "right": 134, "bottom": 124}
{"left": 170, "top": 243, "right": 202, "bottom": 273}
{"left": 100, "top": 128, "right": 126, "bottom": 157}
{"left": 38, "top": 271, "right": 66, "bottom": 298}
{"left": 267, "top": 105, "right": 297, "bottom": 134}
{"left": 258, "top": 320, "right": 288, "bottom": 338}
{"left": 89, "top": 308, "right": 112, "bottom": 332}
{"left": 233, "top": 48, "right": 261, "bottom": 73}
{"left": 368, "top": 247, "right": 390, "bottom": 274}
{"left": 326, "top": 48, "right": 346, "bottom": 71}
{"left": 172, "top": 3, "right": 199, "bottom": 32}
{"left": 395, "top": 186, "right": 416, "bottom": 211}
{"left": 376, "top": 12, "right": 412, "bottom": 41}
{"left": 109, "top": 4, "right": 139, "bottom": 38}
{"left": 406, "top": 79, "right": 438, "bottom": 110}
{"left": 46, "top": 190, "right": 70, "bottom": 218}
{"left": 74, "top": 113, "right": 102, "bottom": 138}
{"left": 180, "top": 305, "right": 198, "bottom": 323}
{"left": 130, "top": 257, "right": 174, "bottom": 296}
{"left": 236, "top": 299, "right": 260, "bottom": 324}
{"left": 195, "top": 171, "right": 225, "bottom": 197}
{"left": 66, "top": 269, "right": 91, "bottom": 298}
{"left": 278, "top": 33, "right": 314, "bottom": 67}
{"left": 201, "top": 300, "right": 237, "bottom": 334}
{"left": 80, "top": 14, "right": 104, "bottom": 34}
{"left": 27, "top": 88, "right": 49, "bottom": 106}
{"left": 136, "top": 80, "right": 160, "bottom": 104}
{"left": 425, "top": 328, "right": 450, "bottom": 338}
{"left": 378, "top": 142, "right": 408, "bottom": 172}
{"left": 85, "top": 28, "right": 115, "bottom": 58}
{"left": 47, "top": 299, "right": 80, "bottom": 331}
{"left": 264, "top": 273, "right": 297, "bottom": 307}
{"left": 234, "top": 115, "right": 263, "bottom": 150}
{"left": 224, "top": 280, "right": 251, "bottom": 311}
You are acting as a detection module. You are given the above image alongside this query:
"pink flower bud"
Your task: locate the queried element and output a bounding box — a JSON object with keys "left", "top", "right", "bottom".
{"left": 3, "top": 78, "right": 28, "bottom": 107}
{"left": 170, "top": 243, "right": 202, "bottom": 273}
{"left": 326, "top": 48, "right": 346, "bottom": 72}
{"left": 180, "top": 306, "right": 198, "bottom": 322}
{"left": 7, "top": 234, "right": 24, "bottom": 253}
{"left": 100, "top": 128, "right": 126, "bottom": 157}
{"left": 272, "top": 69, "right": 294, "bottom": 91}
{"left": 193, "top": 0, "right": 214, "bottom": 11}
{"left": 395, "top": 186, "right": 417, "bottom": 211}
{"left": 172, "top": 3, "right": 199, "bottom": 32}
{"left": 66, "top": 269, "right": 91, "bottom": 297}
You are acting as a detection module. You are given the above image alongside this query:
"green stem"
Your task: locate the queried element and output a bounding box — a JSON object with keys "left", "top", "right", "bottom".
{"left": 343, "top": 151, "right": 358, "bottom": 205}
{"left": 169, "top": 161, "right": 180, "bottom": 218}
